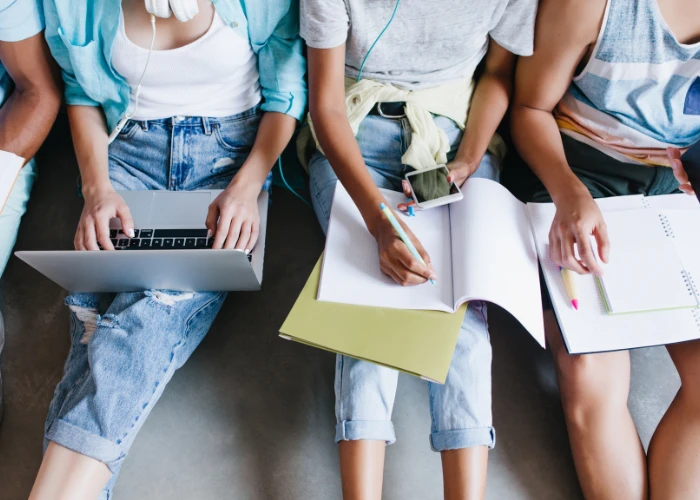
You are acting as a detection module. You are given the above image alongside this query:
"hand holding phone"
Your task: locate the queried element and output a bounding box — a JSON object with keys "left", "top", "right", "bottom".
{"left": 402, "top": 165, "right": 464, "bottom": 210}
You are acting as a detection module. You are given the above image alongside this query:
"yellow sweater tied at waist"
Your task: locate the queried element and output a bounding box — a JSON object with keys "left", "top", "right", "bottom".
{"left": 298, "top": 77, "right": 506, "bottom": 171}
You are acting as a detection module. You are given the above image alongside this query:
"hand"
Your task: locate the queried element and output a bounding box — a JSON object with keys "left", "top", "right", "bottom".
{"left": 76, "top": 187, "right": 134, "bottom": 251}
{"left": 445, "top": 159, "right": 479, "bottom": 187}
{"left": 206, "top": 180, "right": 260, "bottom": 251}
{"left": 144, "top": 0, "right": 199, "bottom": 22}
{"left": 372, "top": 213, "right": 436, "bottom": 286}
{"left": 668, "top": 147, "right": 695, "bottom": 195}
{"left": 550, "top": 189, "right": 609, "bottom": 276}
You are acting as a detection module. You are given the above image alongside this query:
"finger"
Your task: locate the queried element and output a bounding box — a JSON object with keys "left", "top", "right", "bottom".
{"left": 235, "top": 222, "right": 252, "bottom": 251}
{"left": 575, "top": 230, "right": 604, "bottom": 276}
{"left": 594, "top": 221, "right": 610, "bottom": 264}
{"left": 117, "top": 204, "right": 136, "bottom": 238}
{"left": 393, "top": 242, "right": 434, "bottom": 281}
{"left": 402, "top": 180, "right": 412, "bottom": 198}
{"left": 671, "top": 158, "right": 690, "bottom": 184}
{"left": 247, "top": 223, "right": 260, "bottom": 252}
{"left": 397, "top": 202, "right": 410, "bottom": 212}
{"left": 446, "top": 169, "right": 468, "bottom": 187}
{"left": 83, "top": 222, "right": 100, "bottom": 251}
{"left": 667, "top": 146, "right": 683, "bottom": 163}
{"left": 95, "top": 216, "right": 115, "bottom": 251}
{"left": 212, "top": 211, "right": 232, "bottom": 249}
{"left": 223, "top": 217, "right": 243, "bottom": 250}
{"left": 680, "top": 183, "right": 695, "bottom": 195}
{"left": 205, "top": 204, "right": 219, "bottom": 237}
{"left": 390, "top": 259, "right": 429, "bottom": 286}
{"left": 75, "top": 226, "right": 85, "bottom": 251}
{"left": 560, "top": 234, "right": 588, "bottom": 275}
{"left": 380, "top": 262, "right": 406, "bottom": 286}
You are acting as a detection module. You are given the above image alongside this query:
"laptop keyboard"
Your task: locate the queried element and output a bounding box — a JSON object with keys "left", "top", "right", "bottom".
{"left": 107, "top": 229, "right": 252, "bottom": 261}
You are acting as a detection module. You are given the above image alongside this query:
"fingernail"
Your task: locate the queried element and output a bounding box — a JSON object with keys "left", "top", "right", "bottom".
{"left": 207, "top": 229, "right": 213, "bottom": 238}
{"left": 244, "top": 249, "right": 251, "bottom": 254}
{"left": 126, "top": 229, "right": 135, "bottom": 238}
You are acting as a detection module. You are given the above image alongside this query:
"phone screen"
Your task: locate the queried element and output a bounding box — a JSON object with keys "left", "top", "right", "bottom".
{"left": 407, "top": 168, "right": 458, "bottom": 203}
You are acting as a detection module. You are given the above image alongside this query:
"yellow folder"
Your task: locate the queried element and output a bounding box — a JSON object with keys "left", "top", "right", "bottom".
{"left": 280, "top": 257, "right": 466, "bottom": 383}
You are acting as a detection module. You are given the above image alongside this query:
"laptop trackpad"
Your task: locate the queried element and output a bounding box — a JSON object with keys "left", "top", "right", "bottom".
{"left": 150, "top": 191, "right": 212, "bottom": 227}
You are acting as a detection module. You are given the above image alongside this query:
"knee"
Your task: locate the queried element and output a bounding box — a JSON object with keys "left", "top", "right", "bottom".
{"left": 554, "top": 352, "right": 623, "bottom": 425}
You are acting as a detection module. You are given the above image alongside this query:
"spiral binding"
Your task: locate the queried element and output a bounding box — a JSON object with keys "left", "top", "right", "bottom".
{"left": 659, "top": 213, "right": 675, "bottom": 238}
{"left": 642, "top": 197, "right": 652, "bottom": 209}
{"left": 682, "top": 270, "right": 698, "bottom": 297}
{"left": 692, "top": 308, "right": 700, "bottom": 331}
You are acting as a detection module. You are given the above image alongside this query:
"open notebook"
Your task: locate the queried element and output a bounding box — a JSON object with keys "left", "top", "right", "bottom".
{"left": 529, "top": 193, "right": 700, "bottom": 354}
{"left": 319, "top": 179, "right": 545, "bottom": 347}
{"left": 0, "top": 151, "right": 24, "bottom": 213}
{"left": 596, "top": 209, "right": 700, "bottom": 314}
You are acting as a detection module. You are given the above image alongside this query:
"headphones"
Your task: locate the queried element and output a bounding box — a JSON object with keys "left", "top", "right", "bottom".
{"left": 356, "top": 0, "right": 401, "bottom": 81}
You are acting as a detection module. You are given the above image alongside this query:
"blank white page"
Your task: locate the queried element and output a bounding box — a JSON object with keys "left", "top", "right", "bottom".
{"left": 597, "top": 210, "right": 696, "bottom": 313}
{"left": 529, "top": 201, "right": 700, "bottom": 354}
{"left": 450, "top": 179, "right": 544, "bottom": 346}
{"left": 0, "top": 151, "right": 24, "bottom": 213}
{"left": 318, "top": 184, "right": 454, "bottom": 312}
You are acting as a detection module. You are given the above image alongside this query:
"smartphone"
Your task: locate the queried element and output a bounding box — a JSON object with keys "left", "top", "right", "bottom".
{"left": 681, "top": 141, "right": 700, "bottom": 204}
{"left": 405, "top": 165, "right": 464, "bottom": 210}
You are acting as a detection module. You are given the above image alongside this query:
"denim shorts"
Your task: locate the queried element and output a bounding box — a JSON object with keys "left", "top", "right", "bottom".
{"left": 44, "top": 107, "right": 262, "bottom": 499}
{"left": 309, "top": 114, "right": 499, "bottom": 452}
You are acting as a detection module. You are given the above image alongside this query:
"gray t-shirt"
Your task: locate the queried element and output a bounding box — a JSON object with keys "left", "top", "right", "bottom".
{"left": 301, "top": 0, "right": 537, "bottom": 89}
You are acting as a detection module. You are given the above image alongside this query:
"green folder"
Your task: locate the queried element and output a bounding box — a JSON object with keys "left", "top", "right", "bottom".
{"left": 280, "top": 257, "right": 466, "bottom": 383}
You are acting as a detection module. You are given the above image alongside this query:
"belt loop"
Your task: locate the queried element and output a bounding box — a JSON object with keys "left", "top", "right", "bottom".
{"left": 139, "top": 120, "right": 149, "bottom": 131}
{"left": 202, "top": 117, "right": 212, "bottom": 135}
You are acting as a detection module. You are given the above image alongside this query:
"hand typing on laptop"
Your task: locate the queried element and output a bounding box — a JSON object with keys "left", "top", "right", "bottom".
{"left": 76, "top": 186, "right": 135, "bottom": 251}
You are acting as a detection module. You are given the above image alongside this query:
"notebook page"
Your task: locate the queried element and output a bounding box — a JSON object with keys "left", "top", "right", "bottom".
{"left": 449, "top": 179, "right": 544, "bottom": 346}
{"left": 318, "top": 184, "right": 454, "bottom": 312}
{"left": 662, "top": 210, "right": 700, "bottom": 303}
{"left": 596, "top": 210, "right": 696, "bottom": 313}
{"left": 529, "top": 201, "right": 700, "bottom": 354}
{"left": 0, "top": 151, "right": 24, "bottom": 213}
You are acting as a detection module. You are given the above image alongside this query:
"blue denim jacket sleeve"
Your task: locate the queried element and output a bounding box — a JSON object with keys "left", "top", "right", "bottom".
{"left": 249, "top": 0, "right": 308, "bottom": 121}
{"left": 42, "top": 0, "right": 100, "bottom": 107}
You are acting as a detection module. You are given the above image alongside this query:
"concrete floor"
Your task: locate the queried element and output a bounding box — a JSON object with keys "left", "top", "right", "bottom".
{"left": 0, "top": 119, "right": 682, "bottom": 499}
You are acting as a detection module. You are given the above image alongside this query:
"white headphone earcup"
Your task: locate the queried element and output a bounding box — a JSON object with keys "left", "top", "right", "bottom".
{"left": 144, "top": 0, "right": 172, "bottom": 18}
{"left": 169, "top": 0, "right": 199, "bottom": 22}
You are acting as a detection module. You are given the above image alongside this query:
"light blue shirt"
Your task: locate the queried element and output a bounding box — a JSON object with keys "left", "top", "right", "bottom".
{"left": 43, "top": 0, "right": 308, "bottom": 133}
{"left": 0, "top": 0, "right": 44, "bottom": 107}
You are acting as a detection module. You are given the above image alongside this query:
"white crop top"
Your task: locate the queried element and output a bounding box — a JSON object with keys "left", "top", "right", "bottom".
{"left": 112, "top": 10, "right": 261, "bottom": 120}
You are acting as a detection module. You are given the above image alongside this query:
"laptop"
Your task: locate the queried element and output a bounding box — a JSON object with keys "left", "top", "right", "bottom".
{"left": 16, "top": 190, "right": 268, "bottom": 292}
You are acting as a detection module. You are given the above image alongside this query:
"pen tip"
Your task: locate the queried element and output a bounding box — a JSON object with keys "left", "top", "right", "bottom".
{"left": 379, "top": 202, "right": 387, "bottom": 210}
{"left": 572, "top": 299, "right": 579, "bottom": 310}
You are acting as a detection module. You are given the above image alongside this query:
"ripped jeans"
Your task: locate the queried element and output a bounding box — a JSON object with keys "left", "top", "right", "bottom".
{"left": 44, "top": 108, "right": 262, "bottom": 499}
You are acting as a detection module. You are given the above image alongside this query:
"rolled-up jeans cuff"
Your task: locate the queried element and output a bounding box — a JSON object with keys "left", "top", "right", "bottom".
{"left": 430, "top": 426, "right": 496, "bottom": 452}
{"left": 335, "top": 420, "right": 396, "bottom": 445}
{"left": 46, "top": 419, "right": 124, "bottom": 472}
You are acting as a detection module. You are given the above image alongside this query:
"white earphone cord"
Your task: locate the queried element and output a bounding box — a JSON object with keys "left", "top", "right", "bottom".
{"left": 125, "top": 14, "right": 157, "bottom": 120}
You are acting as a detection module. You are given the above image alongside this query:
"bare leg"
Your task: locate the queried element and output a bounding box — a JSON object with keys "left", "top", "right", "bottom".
{"left": 29, "top": 442, "right": 111, "bottom": 500}
{"left": 546, "top": 310, "right": 647, "bottom": 499}
{"left": 441, "top": 446, "right": 488, "bottom": 500}
{"left": 648, "top": 340, "right": 700, "bottom": 500}
{"left": 338, "top": 440, "right": 385, "bottom": 500}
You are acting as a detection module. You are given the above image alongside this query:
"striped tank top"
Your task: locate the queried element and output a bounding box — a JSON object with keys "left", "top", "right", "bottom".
{"left": 555, "top": 0, "right": 700, "bottom": 166}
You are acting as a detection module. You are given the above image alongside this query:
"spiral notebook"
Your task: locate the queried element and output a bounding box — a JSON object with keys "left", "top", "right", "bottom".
{"left": 596, "top": 209, "right": 700, "bottom": 314}
{"left": 529, "top": 193, "right": 700, "bottom": 354}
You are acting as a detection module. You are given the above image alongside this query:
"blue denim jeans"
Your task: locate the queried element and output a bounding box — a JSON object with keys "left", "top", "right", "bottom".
{"left": 44, "top": 107, "right": 262, "bottom": 499}
{"left": 309, "top": 114, "right": 499, "bottom": 451}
